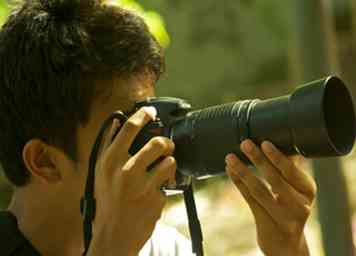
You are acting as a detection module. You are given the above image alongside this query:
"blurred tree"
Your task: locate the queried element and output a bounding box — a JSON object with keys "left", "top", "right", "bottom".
{"left": 327, "top": 0, "right": 353, "bottom": 32}
{"left": 141, "top": 0, "right": 295, "bottom": 108}
{"left": 293, "top": 1, "right": 354, "bottom": 256}
{"left": 327, "top": 0, "right": 356, "bottom": 107}
{"left": 353, "top": 0, "right": 356, "bottom": 39}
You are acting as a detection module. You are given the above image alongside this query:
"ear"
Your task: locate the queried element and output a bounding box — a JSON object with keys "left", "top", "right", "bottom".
{"left": 22, "top": 139, "right": 61, "bottom": 184}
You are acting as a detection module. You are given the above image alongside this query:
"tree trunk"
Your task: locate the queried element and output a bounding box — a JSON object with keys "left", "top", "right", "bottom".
{"left": 352, "top": 0, "right": 356, "bottom": 40}
{"left": 329, "top": 0, "right": 356, "bottom": 110}
{"left": 293, "top": 1, "right": 355, "bottom": 256}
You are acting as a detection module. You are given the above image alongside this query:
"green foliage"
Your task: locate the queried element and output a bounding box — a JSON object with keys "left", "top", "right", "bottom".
{"left": 0, "top": 0, "right": 9, "bottom": 25}
{"left": 112, "top": 0, "right": 170, "bottom": 47}
{"left": 0, "top": 1, "right": 170, "bottom": 47}
{"left": 151, "top": 0, "right": 294, "bottom": 109}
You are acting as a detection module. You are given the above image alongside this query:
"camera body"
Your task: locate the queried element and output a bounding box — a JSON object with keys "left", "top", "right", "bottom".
{"left": 129, "top": 97, "right": 195, "bottom": 190}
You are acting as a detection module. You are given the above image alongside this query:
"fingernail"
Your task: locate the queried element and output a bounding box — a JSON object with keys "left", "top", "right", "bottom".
{"left": 262, "top": 141, "right": 275, "bottom": 153}
{"left": 142, "top": 106, "right": 157, "bottom": 120}
{"left": 225, "top": 155, "right": 245, "bottom": 178}
{"left": 225, "top": 154, "right": 236, "bottom": 166}
{"left": 241, "top": 140, "right": 253, "bottom": 153}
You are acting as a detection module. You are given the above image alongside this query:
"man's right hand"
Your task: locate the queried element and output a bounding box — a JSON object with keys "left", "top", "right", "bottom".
{"left": 87, "top": 107, "right": 177, "bottom": 256}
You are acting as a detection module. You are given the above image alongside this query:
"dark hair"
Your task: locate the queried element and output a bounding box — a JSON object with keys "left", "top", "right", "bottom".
{"left": 0, "top": 0, "right": 164, "bottom": 186}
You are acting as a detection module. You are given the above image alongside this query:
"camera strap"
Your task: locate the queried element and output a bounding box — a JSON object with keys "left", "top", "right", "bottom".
{"left": 80, "top": 111, "right": 128, "bottom": 255}
{"left": 183, "top": 184, "right": 204, "bottom": 256}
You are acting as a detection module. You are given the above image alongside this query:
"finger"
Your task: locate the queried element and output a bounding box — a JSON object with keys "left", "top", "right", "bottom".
{"left": 101, "top": 118, "right": 121, "bottom": 153}
{"left": 288, "top": 155, "right": 306, "bottom": 169}
{"left": 128, "top": 137, "right": 175, "bottom": 172}
{"left": 240, "top": 140, "right": 310, "bottom": 208}
{"left": 146, "top": 156, "right": 177, "bottom": 190}
{"left": 111, "top": 106, "right": 157, "bottom": 153}
{"left": 226, "top": 166, "right": 278, "bottom": 226}
{"left": 261, "top": 141, "right": 317, "bottom": 201}
{"left": 240, "top": 139, "right": 281, "bottom": 188}
{"left": 225, "top": 153, "right": 281, "bottom": 219}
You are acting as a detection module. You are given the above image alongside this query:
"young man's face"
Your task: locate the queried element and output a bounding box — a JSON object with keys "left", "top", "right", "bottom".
{"left": 51, "top": 73, "right": 156, "bottom": 230}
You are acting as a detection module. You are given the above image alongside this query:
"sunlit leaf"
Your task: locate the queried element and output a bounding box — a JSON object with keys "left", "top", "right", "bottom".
{"left": 108, "top": 0, "right": 170, "bottom": 47}
{"left": 0, "top": 0, "right": 9, "bottom": 26}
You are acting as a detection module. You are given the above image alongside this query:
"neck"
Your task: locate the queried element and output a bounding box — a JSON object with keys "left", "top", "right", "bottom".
{"left": 8, "top": 187, "right": 83, "bottom": 256}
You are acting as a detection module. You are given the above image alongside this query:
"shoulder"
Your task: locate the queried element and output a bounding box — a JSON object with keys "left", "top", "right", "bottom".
{"left": 0, "top": 211, "right": 23, "bottom": 255}
{"left": 140, "top": 223, "right": 195, "bottom": 256}
{"left": 0, "top": 211, "right": 40, "bottom": 256}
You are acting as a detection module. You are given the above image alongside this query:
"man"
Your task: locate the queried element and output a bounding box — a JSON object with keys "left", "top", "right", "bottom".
{"left": 0, "top": 0, "right": 316, "bottom": 255}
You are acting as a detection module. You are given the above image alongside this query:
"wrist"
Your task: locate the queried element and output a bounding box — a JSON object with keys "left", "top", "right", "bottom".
{"left": 263, "top": 235, "right": 310, "bottom": 256}
{"left": 293, "top": 236, "right": 310, "bottom": 256}
{"left": 284, "top": 235, "right": 309, "bottom": 256}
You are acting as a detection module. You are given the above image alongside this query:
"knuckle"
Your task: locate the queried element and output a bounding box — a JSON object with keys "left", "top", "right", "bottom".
{"left": 124, "top": 119, "right": 141, "bottom": 130}
{"left": 309, "top": 181, "right": 317, "bottom": 198}
{"left": 298, "top": 204, "right": 312, "bottom": 219}
{"left": 151, "top": 137, "right": 169, "bottom": 151}
{"left": 166, "top": 156, "right": 177, "bottom": 169}
{"left": 305, "top": 190, "right": 317, "bottom": 205}
{"left": 282, "top": 222, "right": 300, "bottom": 236}
{"left": 167, "top": 139, "right": 175, "bottom": 152}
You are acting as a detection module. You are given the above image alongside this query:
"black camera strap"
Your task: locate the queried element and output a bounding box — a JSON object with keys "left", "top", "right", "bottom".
{"left": 80, "top": 111, "right": 204, "bottom": 256}
{"left": 183, "top": 184, "right": 204, "bottom": 256}
{"left": 80, "top": 111, "right": 128, "bottom": 255}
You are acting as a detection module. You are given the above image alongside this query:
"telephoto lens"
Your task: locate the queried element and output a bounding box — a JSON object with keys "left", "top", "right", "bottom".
{"left": 130, "top": 76, "right": 355, "bottom": 181}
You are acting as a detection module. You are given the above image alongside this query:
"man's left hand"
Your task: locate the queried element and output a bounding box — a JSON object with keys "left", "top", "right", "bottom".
{"left": 225, "top": 139, "right": 317, "bottom": 256}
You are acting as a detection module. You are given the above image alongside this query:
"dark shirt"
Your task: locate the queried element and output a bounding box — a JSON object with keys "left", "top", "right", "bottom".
{"left": 0, "top": 211, "right": 40, "bottom": 256}
{"left": 0, "top": 211, "right": 193, "bottom": 256}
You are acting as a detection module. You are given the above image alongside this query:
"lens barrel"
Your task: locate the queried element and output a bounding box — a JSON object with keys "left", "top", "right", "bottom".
{"left": 250, "top": 76, "right": 355, "bottom": 157}
{"left": 172, "top": 76, "right": 356, "bottom": 178}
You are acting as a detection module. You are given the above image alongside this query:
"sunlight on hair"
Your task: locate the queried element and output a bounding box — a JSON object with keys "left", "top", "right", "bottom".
{"left": 106, "top": 0, "right": 170, "bottom": 48}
